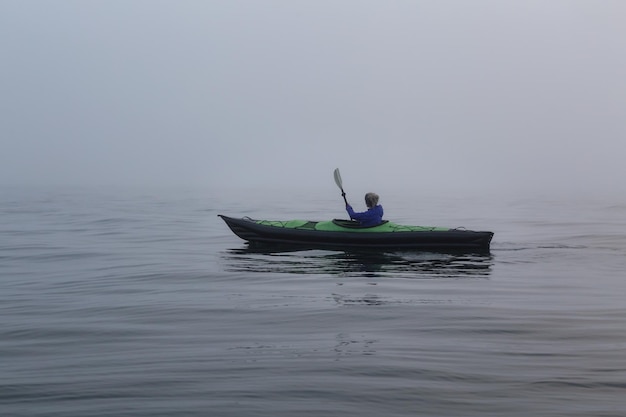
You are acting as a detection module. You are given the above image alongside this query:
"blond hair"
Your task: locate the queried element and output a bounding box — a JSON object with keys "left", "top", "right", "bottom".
{"left": 364, "top": 192, "right": 379, "bottom": 208}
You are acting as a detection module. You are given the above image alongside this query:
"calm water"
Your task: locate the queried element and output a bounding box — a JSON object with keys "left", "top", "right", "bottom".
{"left": 2, "top": 186, "right": 626, "bottom": 417}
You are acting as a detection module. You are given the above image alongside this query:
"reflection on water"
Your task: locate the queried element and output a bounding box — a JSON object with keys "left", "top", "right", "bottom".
{"left": 221, "top": 244, "right": 493, "bottom": 278}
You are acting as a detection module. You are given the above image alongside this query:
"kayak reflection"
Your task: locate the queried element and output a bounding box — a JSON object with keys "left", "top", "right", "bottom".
{"left": 222, "top": 243, "right": 492, "bottom": 278}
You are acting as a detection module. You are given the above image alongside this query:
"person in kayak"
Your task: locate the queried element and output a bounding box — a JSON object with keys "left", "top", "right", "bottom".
{"left": 345, "top": 192, "right": 384, "bottom": 226}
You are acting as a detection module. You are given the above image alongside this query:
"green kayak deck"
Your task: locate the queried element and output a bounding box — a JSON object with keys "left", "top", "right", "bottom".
{"left": 256, "top": 219, "right": 450, "bottom": 233}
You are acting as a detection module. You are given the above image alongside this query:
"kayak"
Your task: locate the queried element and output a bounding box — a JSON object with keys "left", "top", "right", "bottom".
{"left": 218, "top": 215, "right": 494, "bottom": 252}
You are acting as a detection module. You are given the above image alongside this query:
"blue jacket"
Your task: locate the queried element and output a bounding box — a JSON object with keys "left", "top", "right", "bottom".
{"left": 346, "top": 204, "right": 384, "bottom": 227}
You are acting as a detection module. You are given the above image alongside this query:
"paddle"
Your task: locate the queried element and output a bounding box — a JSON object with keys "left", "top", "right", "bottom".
{"left": 333, "top": 168, "right": 349, "bottom": 206}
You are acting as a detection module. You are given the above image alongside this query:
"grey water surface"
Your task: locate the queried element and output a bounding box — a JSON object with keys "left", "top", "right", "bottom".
{"left": 2, "top": 186, "right": 626, "bottom": 417}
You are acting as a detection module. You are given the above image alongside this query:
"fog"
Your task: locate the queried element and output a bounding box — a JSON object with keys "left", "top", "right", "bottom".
{"left": 2, "top": 1, "right": 625, "bottom": 196}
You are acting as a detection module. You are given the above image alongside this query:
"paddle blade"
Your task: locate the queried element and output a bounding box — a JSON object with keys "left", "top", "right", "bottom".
{"left": 333, "top": 168, "right": 343, "bottom": 190}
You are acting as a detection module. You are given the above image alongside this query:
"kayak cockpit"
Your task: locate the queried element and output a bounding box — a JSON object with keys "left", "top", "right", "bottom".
{"left": 331, "top": 219, "right": 389, "bottom": 228}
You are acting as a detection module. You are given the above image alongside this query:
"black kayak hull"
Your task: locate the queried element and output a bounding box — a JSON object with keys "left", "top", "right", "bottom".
{"left": 219, "top": 215, "right": 494, "bottom": 252}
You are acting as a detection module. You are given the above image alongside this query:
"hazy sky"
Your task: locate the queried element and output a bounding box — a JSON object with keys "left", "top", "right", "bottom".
{"left": 2, "top": 1, "right": 625, "bottom": 195}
